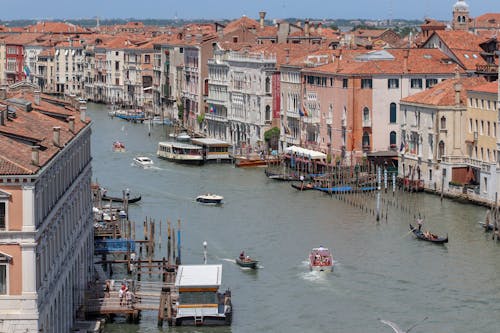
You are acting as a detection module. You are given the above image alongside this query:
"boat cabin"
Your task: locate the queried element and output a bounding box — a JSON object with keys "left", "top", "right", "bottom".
{"left": 174, "top": 265, "right": 232, "bottom": 326}
{"left": 157, "top": 142, "right": 204, "bottom": 165}
{"left": 191, "top": 138, "right": 232, "bottom": 163}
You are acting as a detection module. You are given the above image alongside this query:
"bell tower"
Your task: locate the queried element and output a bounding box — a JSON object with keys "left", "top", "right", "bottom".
{"left": 452, "top": 0, "right": 470, "bottom": 31}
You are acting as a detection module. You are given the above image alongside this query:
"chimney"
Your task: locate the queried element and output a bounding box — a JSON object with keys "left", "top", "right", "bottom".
{"left": 304, "top": 20, "right": 310, "bottom": 37}
{"left": 317, "top": 22, "right": 323, "bottom": 34}
{"left": 31, "top": 146, "right": 40, "bottom": 166}
{"left": 0, "top": 105, "right": 6, "bottom": 126}
{"left": 34, "top": 90, "right": 41, "bottom": 105}
{"left": 79, "top": 100, "right": 87, "bottom": 123}
{"left": 403, "top": 49, "right": 409, "bottom": 73}
{"left": 53, "top": 126, "right": 61, "bottom": 147}
{"left": 68, "top": 116, "right": 75, "bottom": 133}
{"left": 454, "top": 81, "right": 463, "bottom": 106}
{"left": 259, "top": 11, "right": 266, "bottom": 29}
{"left": 0, "top": 87, "right": 6, "bottom": 100}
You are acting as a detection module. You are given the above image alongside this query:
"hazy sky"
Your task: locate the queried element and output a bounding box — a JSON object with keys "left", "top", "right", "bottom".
{"left": 2, "top": 0, "right": 500, "bottom": 21}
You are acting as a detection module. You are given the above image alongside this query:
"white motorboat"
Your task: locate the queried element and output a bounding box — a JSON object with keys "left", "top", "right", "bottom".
{"left": 196, "top": 193, "right": 224, "bottom": 204}
{"left": 133, "top": 156, "right": 154, "bottom": 168}
{"left": 309, "top": 246, "right": 334, "bottom": 272}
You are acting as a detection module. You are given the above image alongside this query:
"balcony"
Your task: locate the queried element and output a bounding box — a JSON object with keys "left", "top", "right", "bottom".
{"left": 362, "top": 118, "right": 371, "bottom": 127}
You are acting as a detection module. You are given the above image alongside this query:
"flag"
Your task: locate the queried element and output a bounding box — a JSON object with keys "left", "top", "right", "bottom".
{"left": 209, "top": 105, "right": 214, "bottom": 113}
{"left": 23, "top": 65, "right": 30, "bottom": 77}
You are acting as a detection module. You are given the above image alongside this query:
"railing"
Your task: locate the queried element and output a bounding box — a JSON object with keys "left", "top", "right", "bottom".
{"left": 227, "top": 51, "right": 276, "bottom": 63}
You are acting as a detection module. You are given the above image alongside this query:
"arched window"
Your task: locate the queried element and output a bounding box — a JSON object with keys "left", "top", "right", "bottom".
{"left": 362, "top": 131, "right": 370, "bottom": 149}
{"left": 438, "top": 140, "right": 445, "bottom": 159}
{"left": 265, "top": 77, "right": 271, "bottom": 94}
{"left": 440, "top": 116, "right": 446, "bottom": 129}
{"left": 390, "top": 103, "right": 397, "bottom": 123}
{"left": 390, "top": 131, "right": 397, "bottom": 148}
{"left": 265, "top": 105, "right": 271, "bottom": 121}
{"left": 363, "top": 107, "right": 370, "bottom": 123}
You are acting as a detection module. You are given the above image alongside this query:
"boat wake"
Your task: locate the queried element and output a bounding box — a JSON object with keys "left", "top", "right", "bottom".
{"left": 220, "top": 258, "right": 236, "bottom": 264}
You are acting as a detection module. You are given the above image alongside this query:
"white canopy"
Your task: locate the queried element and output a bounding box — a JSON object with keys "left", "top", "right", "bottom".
{"left": 284, "top": 146, "right": 327, "bottom": 160}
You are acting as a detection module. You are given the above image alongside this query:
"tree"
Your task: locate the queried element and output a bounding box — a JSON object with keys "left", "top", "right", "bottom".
{"left": 264, "top": 127, "right": 280, "bottom": 151}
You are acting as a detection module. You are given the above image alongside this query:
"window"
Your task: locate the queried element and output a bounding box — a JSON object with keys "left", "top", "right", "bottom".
{"left": 144, "top": 54, "right": 150, "bottom": 64}
{"left": 361, "top": 78, "right": 372, "bottom": 89}
{"left": 0, "top": 202, "right": 5, "bottom": 230}
{"left": 390, "top": 103, "right": 397, "bottom": 123}
{"left": 363, "top": 107, "right": 370, "bottom": 123}
{"left": 411, "top": 78, "right": 422, "bottom": 89}
{"left": 265, "top": 77, "right": 271, "bottom": 94}
{"left": 265, "top": 105, "right": 271, "bottom": 122}
{"left": 389, "top": 131, "right": 397, "bottom": 148}
{"left": 438, "top": 141, "right": 445, "bottom": 159}
{"left": 115, "top": 61, "right": 120, "bottom": 71}
{"left": 0, "top": 263, "right": 6, "bottom": 294}
{"left": 362, "top": 132, "right": 370, "bottom": 149}
{"left": 388, "top": 78, "right": 399, "bottom": 89}
{"left": 115, "top": 51, "right": 119, "bottom": 56}
{"left": 342, "top": 78, "right": 348, "bottom": 89}
{"left": 426, "top": 78, "right": 438, "bottom": 88}
{"left": 440, "top": 116, "right": 446, "bottom": 130}
{"left": 115, "top": 78, "right": 119, "bottom": 85}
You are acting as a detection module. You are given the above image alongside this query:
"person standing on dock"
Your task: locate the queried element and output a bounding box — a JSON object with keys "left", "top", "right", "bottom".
{"left": 119, "top": 283, "right": 126, "bottom": 306}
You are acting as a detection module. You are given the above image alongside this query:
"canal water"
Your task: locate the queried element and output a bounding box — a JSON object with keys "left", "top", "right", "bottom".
{"left": 88, "top": 104, "right": 500, "bottom": 333}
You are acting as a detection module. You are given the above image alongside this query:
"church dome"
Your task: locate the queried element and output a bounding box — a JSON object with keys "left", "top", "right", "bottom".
{"left": 453, "top": 0, "right": 469, "bottom": 11}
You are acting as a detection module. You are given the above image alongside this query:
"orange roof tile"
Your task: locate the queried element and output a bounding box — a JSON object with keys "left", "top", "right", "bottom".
{"left": 26, "top": 21, "right": 89, "bottom": 34}
{"left": 401, "top": 77, "right": 487, "bottom": 106}
{"left": 468, "top": 81, "right": 498, "bottom": 94}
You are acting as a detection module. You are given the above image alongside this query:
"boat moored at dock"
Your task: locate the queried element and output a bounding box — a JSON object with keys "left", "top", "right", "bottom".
{"left": 173, "top": 265, "right": 232, "bottom": 326}
{"left": 157, "top": 141, "right": 204, "bottom": 165}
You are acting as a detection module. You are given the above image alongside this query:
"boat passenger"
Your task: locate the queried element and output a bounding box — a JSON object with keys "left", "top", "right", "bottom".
{"left": 239, "top": 251, "right": 245, "bottom": 260}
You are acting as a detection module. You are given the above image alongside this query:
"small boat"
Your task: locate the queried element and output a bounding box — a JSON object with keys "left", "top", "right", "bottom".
{"left": 196, "top": 193, "right": 224, "bottom": 204}
{"left": 291, "top": 182, "right": 315, "bottom": 191}
{"left": 309, "top": 247, "right": 334, "bottom": 272}
{"left": 133, "top": 156, "right": 154, "bottom": 168}
{"left": 102, "top": 194, "right": 142, "bottom": 204}
{"left": 236, "top": 254, "right": 258, "bottom": 269}
{"left": 112, "top": 141, "right": 125, "bottom": 152}
{"left": 478, "top": 221, "right": 494, "bottom": 232}
{"left": 409, "top": 224, "right": 448, "bottom": 244}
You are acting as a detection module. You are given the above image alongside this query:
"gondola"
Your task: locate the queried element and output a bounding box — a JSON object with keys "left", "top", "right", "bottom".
{"left": 409, "top": 224, "right": 448, "bottom": 244}
{"left": 101, "top": 194, "right": 142, "bottom": 204}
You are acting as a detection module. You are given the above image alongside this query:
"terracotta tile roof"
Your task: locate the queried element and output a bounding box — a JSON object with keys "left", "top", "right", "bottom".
{"left": 473, "top": 13, "right": 500, "bottom": 28}
{"left": 421, "top": 18, "right": 446, "bottom": 28}
{"left": 1, "top": 33, "right": 45, "bottom": 45}
{"left": 223, "top": 16, "right": 260, "bottom": 34}
{"left": 401, "top": 76, "right": 487, "bottom": 106}
{"left": 26, "top": 21, "right": 89, "bottom": 34}
{"left": 468, "top": 81, "right": 498, "bottom": 94}
{"left": 353, "top": 29, "right": 388, "bottom": 38}
{"left": 0, "top": 91, "right": 89, "bottom": 175}
{"left": 256, "top": 26, "right": 278, "bottom": 38}
{"left": 306, "top": 48, "right": 462, "bottom": 76}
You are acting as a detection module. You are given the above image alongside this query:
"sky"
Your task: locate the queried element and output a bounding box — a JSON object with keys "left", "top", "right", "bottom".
{"left": 2, "top": 0, "right": 500, "bottom": 21}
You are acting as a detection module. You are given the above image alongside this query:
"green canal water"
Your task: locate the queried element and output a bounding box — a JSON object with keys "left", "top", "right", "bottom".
{"left": 88, "top": 103, "right": 500, "bottom": 333}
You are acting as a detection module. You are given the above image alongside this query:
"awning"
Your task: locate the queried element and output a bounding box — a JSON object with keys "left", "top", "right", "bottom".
{"left": 285, "top": 146, "right": 327, "bottom": 160}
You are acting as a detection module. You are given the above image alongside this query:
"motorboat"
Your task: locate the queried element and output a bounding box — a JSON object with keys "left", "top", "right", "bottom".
{"left": 133, "top": 156, "right": 154, "bottom": 168}
{"left": 309, "top": 246, "right": 334, "bottom": 272}
{"left": 196, "top": 193, "right": 223, "bottom": 205}
{"left": 112, "top": 141, "right": 125, "bottom": 152}
{"left": 236, "top": 253, "right": 258, "bottom": 269}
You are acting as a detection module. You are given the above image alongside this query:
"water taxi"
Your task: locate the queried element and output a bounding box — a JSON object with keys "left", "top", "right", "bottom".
{"left": 173, "top": 265, "right": 232, "bottom": 326}
{"left": 157, "top": 141, "right": 204, "bottom": 165}
{"left": 112, "top": 141, "right": 125, "bottom": 152}
{"left": 309, "top": 246, "right": 334, "bottom": 272}
{"left": 133, "top": 156, "right": 154, "bottom": 168}
{"left": 196, "top": 193, "right": 224, "bottom": 205}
